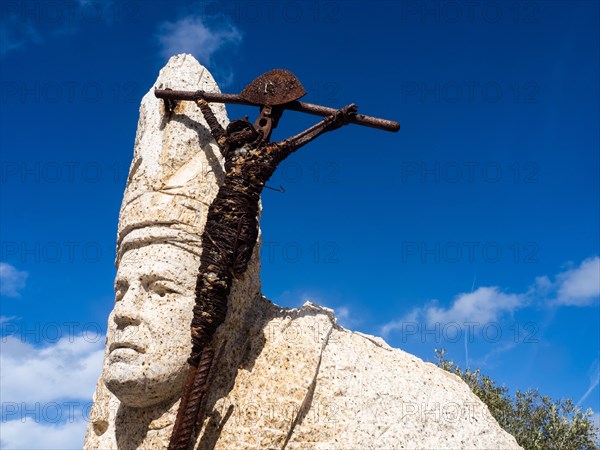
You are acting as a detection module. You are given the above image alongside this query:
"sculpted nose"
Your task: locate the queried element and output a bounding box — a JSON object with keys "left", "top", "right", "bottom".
{"left": 113, "top": 285, "right": 143, "bottom": 327}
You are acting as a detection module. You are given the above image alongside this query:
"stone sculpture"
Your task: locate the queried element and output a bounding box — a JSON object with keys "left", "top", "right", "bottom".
{"left": 84, "top": 54, "right": 523, "bottom": 449}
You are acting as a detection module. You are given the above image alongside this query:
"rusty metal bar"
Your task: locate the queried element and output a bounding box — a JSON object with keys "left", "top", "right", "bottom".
{"left": 286, "top": 100, "right": 399, "bottom": 132}
{"left": 154, "top": 89, "right": 400, "bottom": 133}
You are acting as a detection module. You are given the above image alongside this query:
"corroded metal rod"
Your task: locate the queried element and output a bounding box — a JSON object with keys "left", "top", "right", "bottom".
{"left": 154, "top": 88, "right": 400, "bottom": 132}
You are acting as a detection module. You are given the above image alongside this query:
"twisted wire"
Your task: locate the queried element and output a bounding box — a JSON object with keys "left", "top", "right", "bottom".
{"left": 167, "top": 104, "right": 353, "bottom": 449}
{"left": 168, "top": 136, "right": 266, "bottom": 450}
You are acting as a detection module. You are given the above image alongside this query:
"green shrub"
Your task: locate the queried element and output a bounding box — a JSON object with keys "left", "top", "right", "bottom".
{"left": 434, "top": 348, "right": 598, "bottom": 450}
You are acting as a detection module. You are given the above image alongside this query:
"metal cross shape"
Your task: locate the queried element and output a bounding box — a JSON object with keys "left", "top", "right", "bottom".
{"left": 155, "top": 68, "right": 399, "bottom": 143}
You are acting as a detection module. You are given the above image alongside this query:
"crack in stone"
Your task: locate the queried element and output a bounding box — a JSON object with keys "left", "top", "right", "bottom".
{"left": 281, "top": 317, "right": 335, "bottom": 449}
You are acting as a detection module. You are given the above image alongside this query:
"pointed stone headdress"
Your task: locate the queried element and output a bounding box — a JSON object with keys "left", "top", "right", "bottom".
{"left": 116, "top": 54, "right": 229, "bottom": 265}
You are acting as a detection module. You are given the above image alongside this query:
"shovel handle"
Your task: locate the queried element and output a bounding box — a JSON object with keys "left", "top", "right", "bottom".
{"left": 154, "top": 89, "right": 400, "bottom": 132}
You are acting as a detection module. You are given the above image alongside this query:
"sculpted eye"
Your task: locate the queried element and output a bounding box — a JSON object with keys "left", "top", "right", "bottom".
{"left": 148, "top": 280, "right": 180, "bottom": 297}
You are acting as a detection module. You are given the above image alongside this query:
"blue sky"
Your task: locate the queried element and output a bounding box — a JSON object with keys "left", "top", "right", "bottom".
{"left": 1, "top": 0, "right": 599, "bottom": 447}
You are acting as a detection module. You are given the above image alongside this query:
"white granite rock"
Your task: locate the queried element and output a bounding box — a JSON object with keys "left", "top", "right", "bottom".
{"left": 84, "top": 55, "right": 522, "bottom": 449}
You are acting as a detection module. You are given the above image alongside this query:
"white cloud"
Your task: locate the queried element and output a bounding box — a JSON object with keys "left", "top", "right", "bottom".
{"left": 156, "top": 15, "right": 242, "bottom": 65}
{"left": 0, "top": 335, "right": 104, "bottom": 448}
{"left": 381, "top": 288, "right": 524, "bottom": 338}
{"left": 0, "top": 417, "right": 88, "bottom": 449}
{"left": 532, "top": 275, "right": 553, "bottom": 296}
{"left": 555, "top": 257, "right": 600, "bottom": 306}
{"left": 577, "top": 359, "right": 600, "bottom": 406}
{"left": 332, "top": 305, "right": 362, "bottom": 329}
{"left": 0, "top": 315, "right": 18, "bottom": 324}
{"left": 381, "top": 308, "right": 420, "bottom": 338}
{"left": 426, "top": 287, "right": 524, "bottom": 325}
{"left": 0, "top": 262, "right": 28, "bottom": 297}
{"left": 0, "top": 335, "right": 104, "bottom": 404}
{"left": 1, "top": 2, "right": 131, "bottom": 57}
{"left": 335, "top": 306, "right": 350, "bottom": 320}
{"left": 382, "top": 256, "right": 600, "bottom": 338}
{"left": 0, "top": 18, "right": 44, "bottom": 56}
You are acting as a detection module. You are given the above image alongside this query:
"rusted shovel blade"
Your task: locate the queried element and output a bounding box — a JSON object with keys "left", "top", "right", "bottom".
{"left": 239, "top": 69, "right": 306, "bottom": 106}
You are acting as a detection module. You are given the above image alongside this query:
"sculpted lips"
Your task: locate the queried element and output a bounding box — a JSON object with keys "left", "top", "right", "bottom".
{"left": 109, "top": 342, "right": 146, "bottom": 354}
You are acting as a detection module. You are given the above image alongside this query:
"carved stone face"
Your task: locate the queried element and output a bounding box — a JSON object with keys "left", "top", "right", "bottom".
{"left": 103, "top": 243, "right": 198, "bottom": 408}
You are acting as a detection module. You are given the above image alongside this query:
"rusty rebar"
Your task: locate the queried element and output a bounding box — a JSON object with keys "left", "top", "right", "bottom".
{"left": 154, "top": 89, "right": 400, "bottom": 133}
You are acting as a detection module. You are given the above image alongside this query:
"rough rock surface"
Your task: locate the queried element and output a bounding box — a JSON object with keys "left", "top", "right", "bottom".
{"left": 84, "top": 54, "right": 522, "bottom": 449}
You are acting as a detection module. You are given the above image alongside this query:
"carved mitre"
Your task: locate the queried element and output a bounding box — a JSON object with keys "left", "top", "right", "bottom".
{"left": 116, "top": 55, "right": 228, "bottom": 263}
